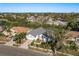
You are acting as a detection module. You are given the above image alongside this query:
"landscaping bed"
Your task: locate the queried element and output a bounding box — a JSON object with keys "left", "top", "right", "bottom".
{"left": 13, "top": 40, "right": 26, "bottom": 47}
{"left": 58, "top": 44, "right": 79, "bottom": 56}
{"left": 29, "top": 40, "right": 52, "bottom": 53}
{"left": 0, "top": 36, "right": 10, "bottom": 44}
{"left": 30, "top": 40, "right": 51, "bottom": 49}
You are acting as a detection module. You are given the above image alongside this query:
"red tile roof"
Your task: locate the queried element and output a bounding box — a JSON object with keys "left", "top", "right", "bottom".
{"left": 65, "top": 31, "right": 79, "bottom": 38}
{"left": 11, "top": 27, "right": 29, "bottom": 34}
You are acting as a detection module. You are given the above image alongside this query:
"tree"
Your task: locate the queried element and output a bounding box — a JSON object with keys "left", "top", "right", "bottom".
{"left": 13, "top": 33, "right": 26, "bottom": 44}
{"left": 73, "top": 22, "right": 79, "bottom": 31}
{"left": 69, "top": 41, "right": 78, "bottom": 51}
{"left": 48, "top": 25, "right": 66, "bottom": 55}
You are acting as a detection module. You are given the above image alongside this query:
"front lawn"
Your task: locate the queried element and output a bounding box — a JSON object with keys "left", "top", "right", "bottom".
{"left": 30, "top": 39, "right": 51, "bottom": 49}
{"left": 0, "top": 36, "right": 8, "bottom": 41}
{"left": 58, "top": 44, "right": 79, "bottom": 56}
{"left": 0, "top": 35, "right": 9, "bottom": 44}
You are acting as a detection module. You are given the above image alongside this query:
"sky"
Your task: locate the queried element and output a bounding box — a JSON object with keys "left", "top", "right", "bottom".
{"left": 0, "top": 3, "right": 79, "bottom": 13}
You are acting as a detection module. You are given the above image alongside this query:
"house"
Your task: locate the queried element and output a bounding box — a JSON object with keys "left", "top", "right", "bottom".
{"left": 64, "top": 31, "right": 79, "bottom": 46}
{"left": 46, "top": 19, "right": 68, "bottom": 26}
{"left": 26, "top": 27, "right": 50, "bottom": 42}
{"left": 76, "top": 16, "right": 79, "bottom": 22}
{"left": 2, "top": 30, "right": 10, "bottom": 36}
{"left": 53, "top": 20, "right": 67, "bottom": 26}
{"left": 65, "top": 31, "right": 79, "bottom": 41}
{"left": 10, "top": 27, "right": 30, "bottom": 36}
{"left": 46, "top": 17, "right": 54, "bottom": 25}
{"left": 27, "top": 16, "right": 36, "bottom": 22}
{"left": 0, "top": 19, "right": 8, "bottom": 22}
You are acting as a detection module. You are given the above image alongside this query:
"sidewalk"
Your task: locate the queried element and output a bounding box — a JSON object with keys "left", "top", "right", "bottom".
{"left": 29, "top": 49, "right": 53, "bottom": 56}
{"left": 56, "top": 51, "right": 73, "bottom": 56}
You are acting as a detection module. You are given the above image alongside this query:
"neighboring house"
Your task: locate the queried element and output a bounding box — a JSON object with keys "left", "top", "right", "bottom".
{"left": 10, "top": 27, "right": 30, "bottom": 36}
{"left": 76, "top": 16, "right": 79, "bottom": 22}
{"left": 46, "top": 19, "right": 67, "bottom": 26}
{"left": 53, "top": 20, "right": 68, "bottom": 26}
{"left": 65, "top": 31, "right": 79, "bottom": 41}
{"left": 64, "top": 31, "right": 79, "bottom": 46}
{"left": 11, "top": 14, "right": 17, "bottom": 19}
{"left": 26, "top": 27, "right": 50, "bottom": 42}
{"left": 0, "top": 15, "right": 4, "bottom": 18}
{"left": 46, "top": 18, "right": 54, "bottom": 25}
{"left": 2, "top": 30, "right": 10, "bottom": 36}
{"left": 0, "top": 19, "right": 8, "bottom": 22}
{"left": 27, "top": 16, "right": 36, "bottom": 22}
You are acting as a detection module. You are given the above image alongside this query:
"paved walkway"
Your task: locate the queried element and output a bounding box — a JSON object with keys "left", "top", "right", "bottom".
{"left": 19, "top": 40, "right": 32, "bottom": 49}
{"left": 5, "top": 38, "right": 14, "bottom": 46}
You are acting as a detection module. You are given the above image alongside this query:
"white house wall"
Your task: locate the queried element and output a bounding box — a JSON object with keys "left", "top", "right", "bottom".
{"left": 10, "top": 29, "right": 16, "bottom": 36}
{"left": 26, "top": 34, "right": 48, "bottom": 42}
{"left": 36, "top": 34, "right": 47, "bottom": 42}
{"left": 26, "top": 34, "right": 36, "bottom": 40}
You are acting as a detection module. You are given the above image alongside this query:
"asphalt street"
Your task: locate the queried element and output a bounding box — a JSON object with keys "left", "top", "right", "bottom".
{"left": 0, "top": 45, "right": 49, "bottom": 56}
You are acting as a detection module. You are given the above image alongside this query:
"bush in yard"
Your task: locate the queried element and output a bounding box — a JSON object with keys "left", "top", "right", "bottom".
{"left": 69, "top": 41, "right": 78, "bottom": 51}
{"left": 13, "top": 33, "right": 26, "bottom": 44}
{"left": 30, "top": 40, "right": 35, "bottom": 46}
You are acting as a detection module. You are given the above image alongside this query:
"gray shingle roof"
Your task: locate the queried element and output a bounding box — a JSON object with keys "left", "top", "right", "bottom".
{"left": 28, "top": 27, "right": 46, "bottom": 37}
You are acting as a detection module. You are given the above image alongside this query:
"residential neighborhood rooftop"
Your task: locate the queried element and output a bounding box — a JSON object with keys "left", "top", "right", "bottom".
{"left": 10, "top": 27, "right": 30, "bottom": 34}
{"left": 65, "top": 31, "right": 79, "bottom": 38}
{"left": 28, "top": 27, "right": 46, "bottom": 37}
{"left": 0, "top": 19, "right": 8, "bottom": 21}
